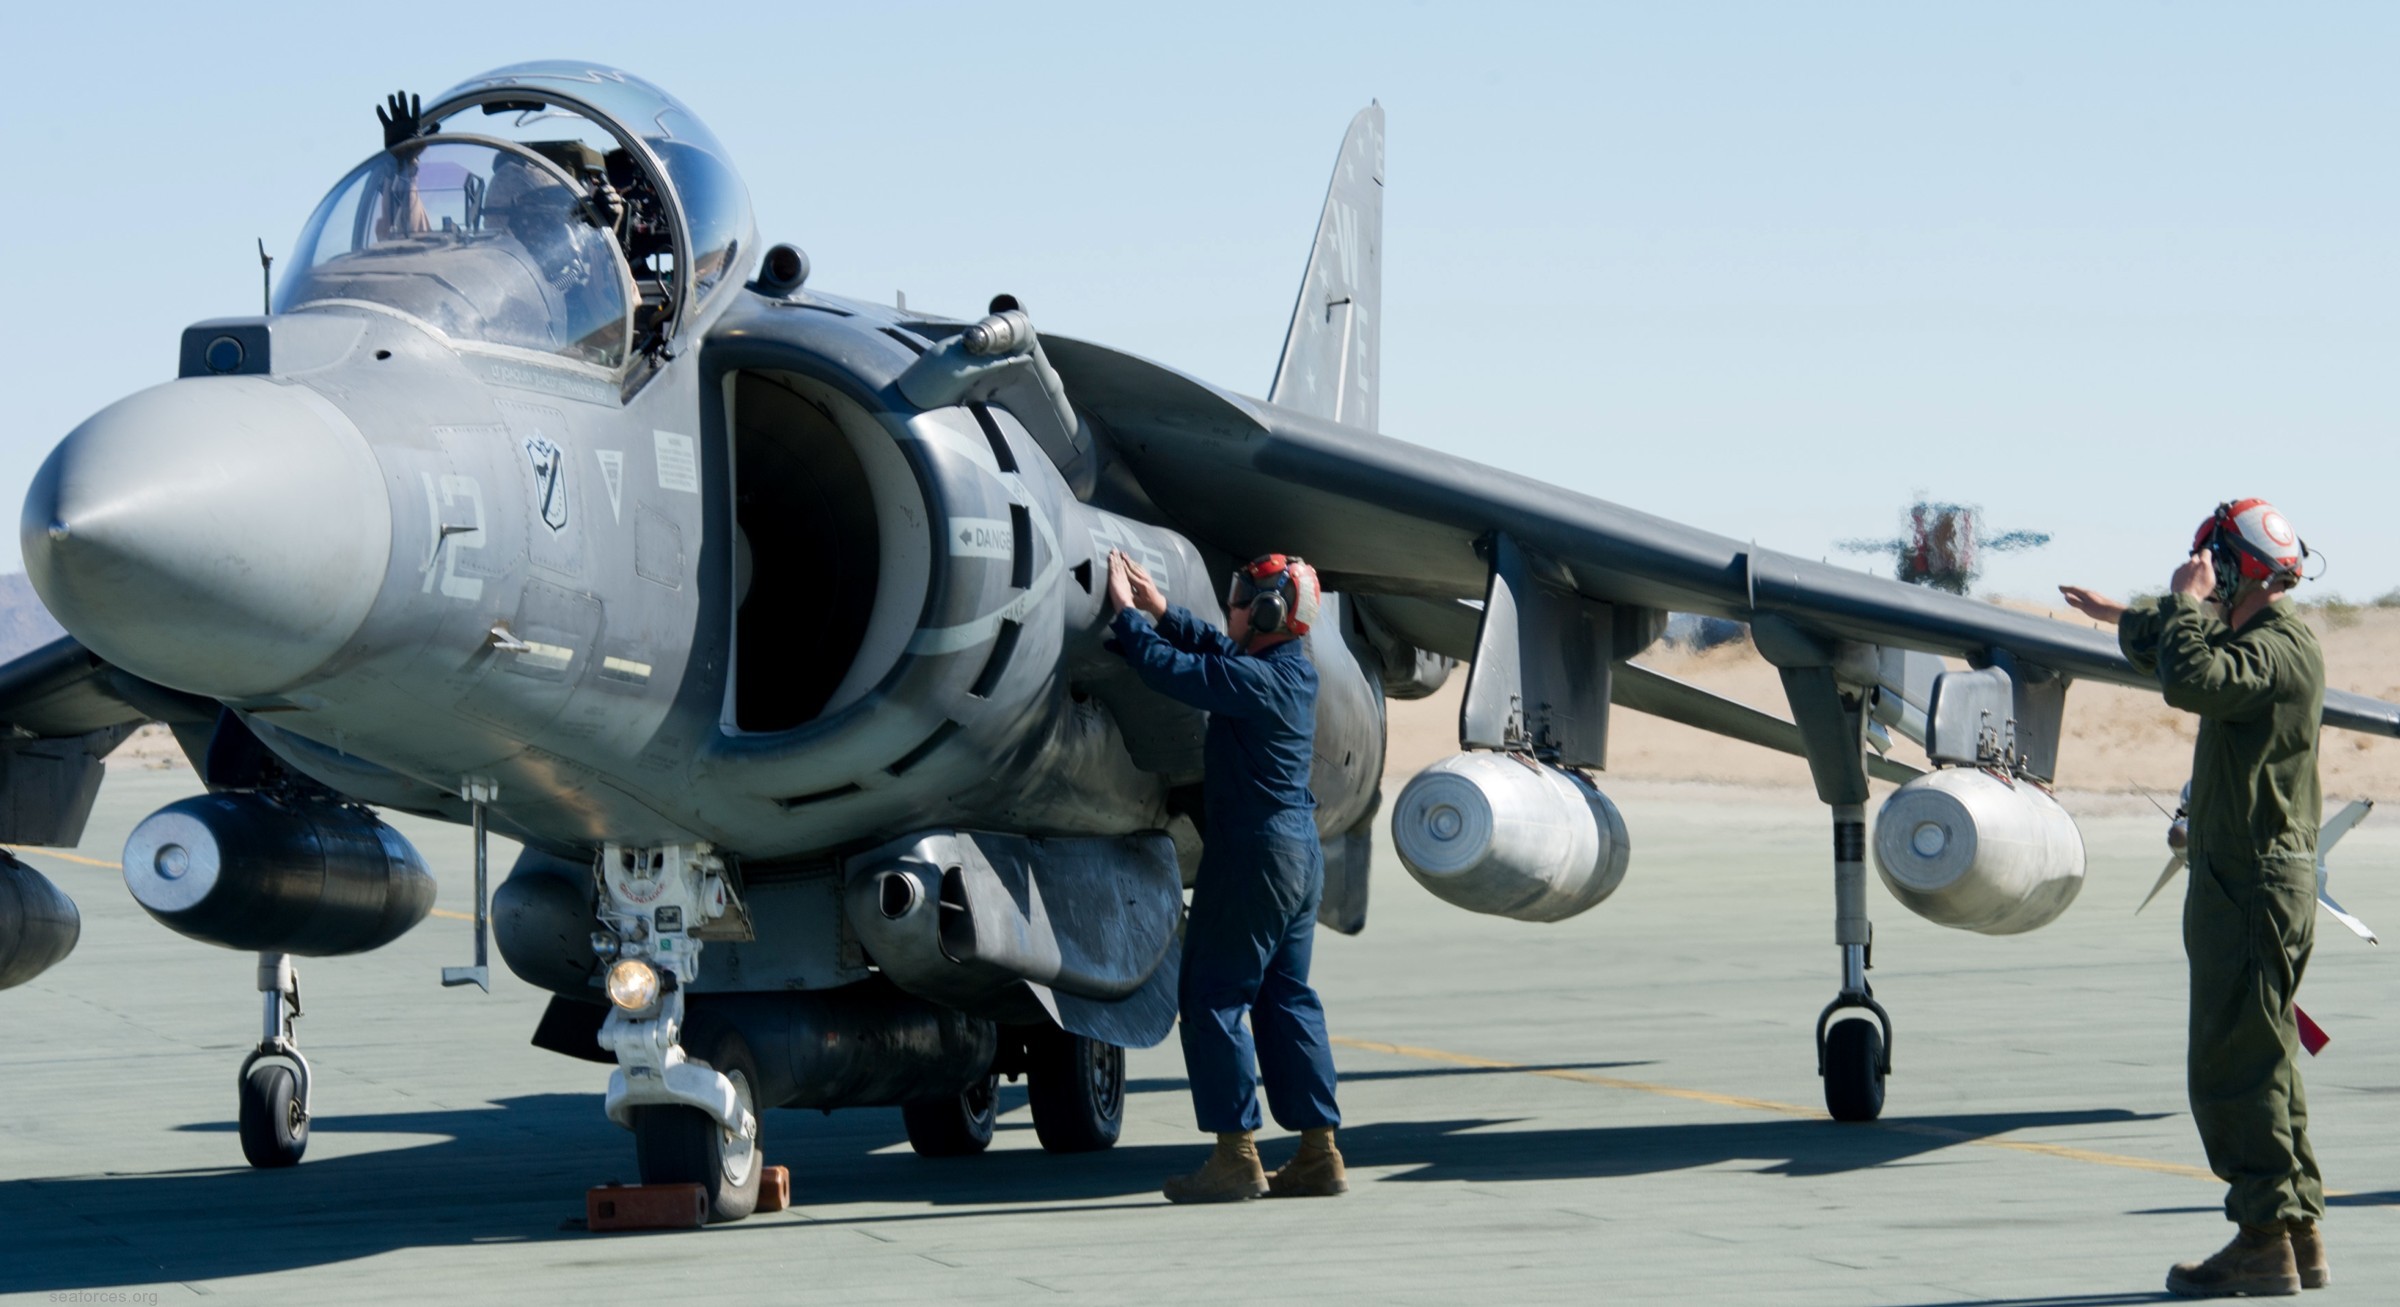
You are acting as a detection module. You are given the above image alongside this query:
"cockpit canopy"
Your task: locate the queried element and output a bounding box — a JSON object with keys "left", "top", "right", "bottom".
{"left": 274, "top": 63, "right": 755, "bottom": 374}
{"left": 279, "top": 139, "right": 635, "bottom": 367}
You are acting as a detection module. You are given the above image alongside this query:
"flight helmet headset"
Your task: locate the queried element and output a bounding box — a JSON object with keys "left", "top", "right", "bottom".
{"left": 1226, "top": 554, "right": 1320, "bottom": 639}
{"left": 2191, "top": 498, "right": 2310, "bottom": 607}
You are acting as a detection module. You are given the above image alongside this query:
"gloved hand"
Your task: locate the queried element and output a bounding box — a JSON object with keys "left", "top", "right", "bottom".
{"left": 376, "top": 91, "right": 434, "bottom": 150}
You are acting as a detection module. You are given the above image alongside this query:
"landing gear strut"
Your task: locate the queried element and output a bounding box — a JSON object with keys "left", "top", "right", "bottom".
{"left": 594, "top": 842, "right": 764, "bottom": 1221}
{"left": 1770, "top": 652, "right": 1897, "bottom": 1124}
{"left": 238, "top": 951, "right": 310, "bottom": 1167}
{"left": 1812, "top": 807, "right": 1893, "bottom": 1123}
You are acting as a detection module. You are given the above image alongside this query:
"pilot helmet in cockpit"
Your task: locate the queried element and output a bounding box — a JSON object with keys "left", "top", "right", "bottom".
{"left": 481, "top": 155, "right": 580, "bottom": 276}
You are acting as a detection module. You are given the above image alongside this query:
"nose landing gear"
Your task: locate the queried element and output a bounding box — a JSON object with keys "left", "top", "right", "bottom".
{"left": 631, "top": 1014, "right": 764, "bottom": 1222}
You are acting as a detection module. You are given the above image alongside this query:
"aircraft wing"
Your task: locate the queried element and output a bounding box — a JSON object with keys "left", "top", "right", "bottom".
{"left": 0, "top": 636, "right": 218, "bottom": 848}
{"left": 1049, "top": 337, "right": 2400, "bottom": 759}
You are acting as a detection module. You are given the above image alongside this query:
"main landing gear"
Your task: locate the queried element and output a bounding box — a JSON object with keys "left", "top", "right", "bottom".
{"left": 901, "top": 1026, "right": 1126, "bottom": 1157}
{"left": 238, "top": 951, "right": 310, "bottom": 1167}
{"left": 1025, "top": 1027, "right": 1126, "bottom": 1153}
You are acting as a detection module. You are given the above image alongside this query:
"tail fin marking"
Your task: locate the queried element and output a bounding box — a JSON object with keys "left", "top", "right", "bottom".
{"left": 1269, "top": 103, "right": 1384, "bottom": 433}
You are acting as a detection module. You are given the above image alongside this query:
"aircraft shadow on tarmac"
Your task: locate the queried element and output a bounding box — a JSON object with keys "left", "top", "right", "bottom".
{"left": 1123, "top": 1060, "right": 1656, "bottom": 1095}
{"left": 1906, "top": 1274, "right": 2376, "bottom": 1307}
{"left": 0, "top": 1083, "right": 2171, "bottom": 1293}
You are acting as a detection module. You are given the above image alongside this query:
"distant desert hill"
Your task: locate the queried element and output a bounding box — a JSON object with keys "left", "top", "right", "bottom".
{"left": 1385, "top": 602, "right": 2400, "bottom": 800}
{"left": 0, "top": 573, "right": 64, "bottom": 665}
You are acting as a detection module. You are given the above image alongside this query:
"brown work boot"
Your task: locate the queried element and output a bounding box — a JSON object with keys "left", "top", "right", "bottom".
{"left": 1267, "top": 1126, "right": 1349, "bottom": 1197}
{"left": 1161, "top": 1132, "right": 1266, "bottom": 1204}
{"left": 2286, "top": 1220, "right": 2329, "bottom": 1290}
{"left": 2166, "top": 1224, "right": 2301, "bottom": 1298}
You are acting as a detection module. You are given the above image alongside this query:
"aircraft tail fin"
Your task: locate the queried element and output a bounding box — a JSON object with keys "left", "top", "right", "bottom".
{"left": 1269, "top": 103, "right": 1384, "bottom": 432}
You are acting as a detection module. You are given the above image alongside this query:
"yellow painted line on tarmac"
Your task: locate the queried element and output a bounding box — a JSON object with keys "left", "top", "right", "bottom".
{"left": 430, "top": 908, "right": 473, "bottom": 921}
{"left": 14, "top": 848, "right": 124, "bottom": 871}
{"left": 1332, "top": 1034, "right": 2242, "bottom": 1188}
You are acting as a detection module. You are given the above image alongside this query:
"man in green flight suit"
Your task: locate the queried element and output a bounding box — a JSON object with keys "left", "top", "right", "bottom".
{"left": 2062, "top": 498, "right": 2328, "bottom": 1298}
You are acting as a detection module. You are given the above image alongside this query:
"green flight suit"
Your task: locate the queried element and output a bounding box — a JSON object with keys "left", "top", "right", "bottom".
{"left": 2121, "top": 592, "right": 2325, "bottom": 1227}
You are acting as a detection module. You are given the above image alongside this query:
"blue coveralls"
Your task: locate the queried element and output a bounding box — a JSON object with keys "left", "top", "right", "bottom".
{"left": 1111, "top": 604, "right": 1342, "bottom": 1135}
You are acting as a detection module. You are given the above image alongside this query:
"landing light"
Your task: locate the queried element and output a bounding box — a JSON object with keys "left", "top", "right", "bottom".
{"left": 606, "top": 959, "right": 660, "bottom": 1011}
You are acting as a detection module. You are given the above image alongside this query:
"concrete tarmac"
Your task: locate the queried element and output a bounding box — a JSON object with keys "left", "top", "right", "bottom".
{"left": 4, "top": 767, "right": 2395, "bottom": 1305}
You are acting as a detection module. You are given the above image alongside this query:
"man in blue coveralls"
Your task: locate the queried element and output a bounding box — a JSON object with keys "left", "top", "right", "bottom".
{"left": 1107, "top": 548, "right": 1346, "bottom": 1203}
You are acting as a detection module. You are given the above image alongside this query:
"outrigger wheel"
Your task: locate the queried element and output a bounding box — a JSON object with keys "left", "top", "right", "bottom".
{"left": 238, "top": 1063, "right": 308, "bottom": 1168}
{"left": 1815, "top": 990, "right": 1894, "bottom": 1123}
{"left": 1026, "top": 1029, "right": 1125, "bottom": 1153}
{"left": 632, "top": 1014, "right": 764, "bottom": 1222}
{"left": 239, "top": 951, "right": 311, "bottom": 1168}
{"left": 902, "top": 1070, "right": 1001, "bottom": 1157}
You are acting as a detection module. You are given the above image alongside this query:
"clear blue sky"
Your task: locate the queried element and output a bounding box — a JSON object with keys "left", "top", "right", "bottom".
{"left": 3, "top": 2, "right": 2393, "bottom": 605}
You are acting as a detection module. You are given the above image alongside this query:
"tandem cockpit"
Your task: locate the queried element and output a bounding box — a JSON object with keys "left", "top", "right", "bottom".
{"left": 273, "top": 62, "right": 756, "bottom": 379}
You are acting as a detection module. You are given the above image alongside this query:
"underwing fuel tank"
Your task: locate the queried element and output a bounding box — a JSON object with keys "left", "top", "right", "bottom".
{"left": 1872, "top": 768, "right": 2086, "bottom": 935}
{"left": 1391, "top": 752, "right": 1630, "bottom": 922}
{"left": 0, "top": 855, "right": 80, "bottom": 989}
{"left": 121, "top": 793, "right": 435, "bottom": 955}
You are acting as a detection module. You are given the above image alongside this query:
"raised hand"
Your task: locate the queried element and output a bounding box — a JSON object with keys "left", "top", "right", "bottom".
{"left": 2058, "top": 585, "right": 2127, "bottom": 626}
{"left": 2170, "top": 552, "right": 2216, "bottom": 604}
{"left": 376, "top": 91, "right": 430, "bottom": 150}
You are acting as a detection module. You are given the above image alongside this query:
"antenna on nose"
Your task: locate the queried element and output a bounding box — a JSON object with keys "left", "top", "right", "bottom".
{"left": 256, "top": 238, "right": 273, "bottom": 314}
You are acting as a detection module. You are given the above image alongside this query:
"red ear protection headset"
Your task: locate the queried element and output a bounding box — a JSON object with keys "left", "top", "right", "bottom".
{"left": 1226, "top": 554, "right": 1320, "bottom": 637}
{"left": 2191, "top": 499, "right": 2309, "bottom": 606}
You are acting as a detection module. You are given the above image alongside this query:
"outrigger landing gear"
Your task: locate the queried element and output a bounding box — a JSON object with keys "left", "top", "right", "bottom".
{"left": 1814, "top": 803, "right": 1892, "bottom": 1121}
{"left": 238, "top": 951, "right": 310, "bottom": 1167}
{"left": 1766, "top": 637, "right": 1897, "bottom": 1124}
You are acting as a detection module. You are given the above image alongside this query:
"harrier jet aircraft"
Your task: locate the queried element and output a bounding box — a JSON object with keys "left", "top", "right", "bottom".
{"left": 3, "top": 62, "right": 2395, "bottom": 1222}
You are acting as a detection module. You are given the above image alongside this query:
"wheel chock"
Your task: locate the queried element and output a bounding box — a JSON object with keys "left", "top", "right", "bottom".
{"left": 586, "top": 1182, "right": 707, "bottom": 1231}
{"left": 756, "top": 1165, "right": 791, "bottom": 1214}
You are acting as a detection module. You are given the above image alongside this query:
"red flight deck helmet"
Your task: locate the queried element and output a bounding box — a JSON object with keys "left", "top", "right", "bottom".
{"left": 1226, "top": 554, "right": 1321, "bottom": 637}
{"left": 2191, "top": 498, "right": 2309, "bottom": 604}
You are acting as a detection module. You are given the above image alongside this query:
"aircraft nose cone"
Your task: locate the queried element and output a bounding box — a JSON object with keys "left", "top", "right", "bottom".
{"left": 23, "top": 378, "right": 392, "bottom": 699}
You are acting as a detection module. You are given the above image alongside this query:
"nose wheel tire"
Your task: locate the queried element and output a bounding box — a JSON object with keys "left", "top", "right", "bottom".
{"left": 631, "top": 1016, "right": 764, "bottom": 1223}
{"left": 238, "top": 1063, "right": 308, "bottom": 1168}
{"left": 1822, "top": 1018, "right": 1887, "bottom": 1122}
{"left": 902, "top": 1071, "right": 1000, "bottom": 1157}
{"left": 1026, "top": 1030, "right": 1124, "bottom": 1153}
